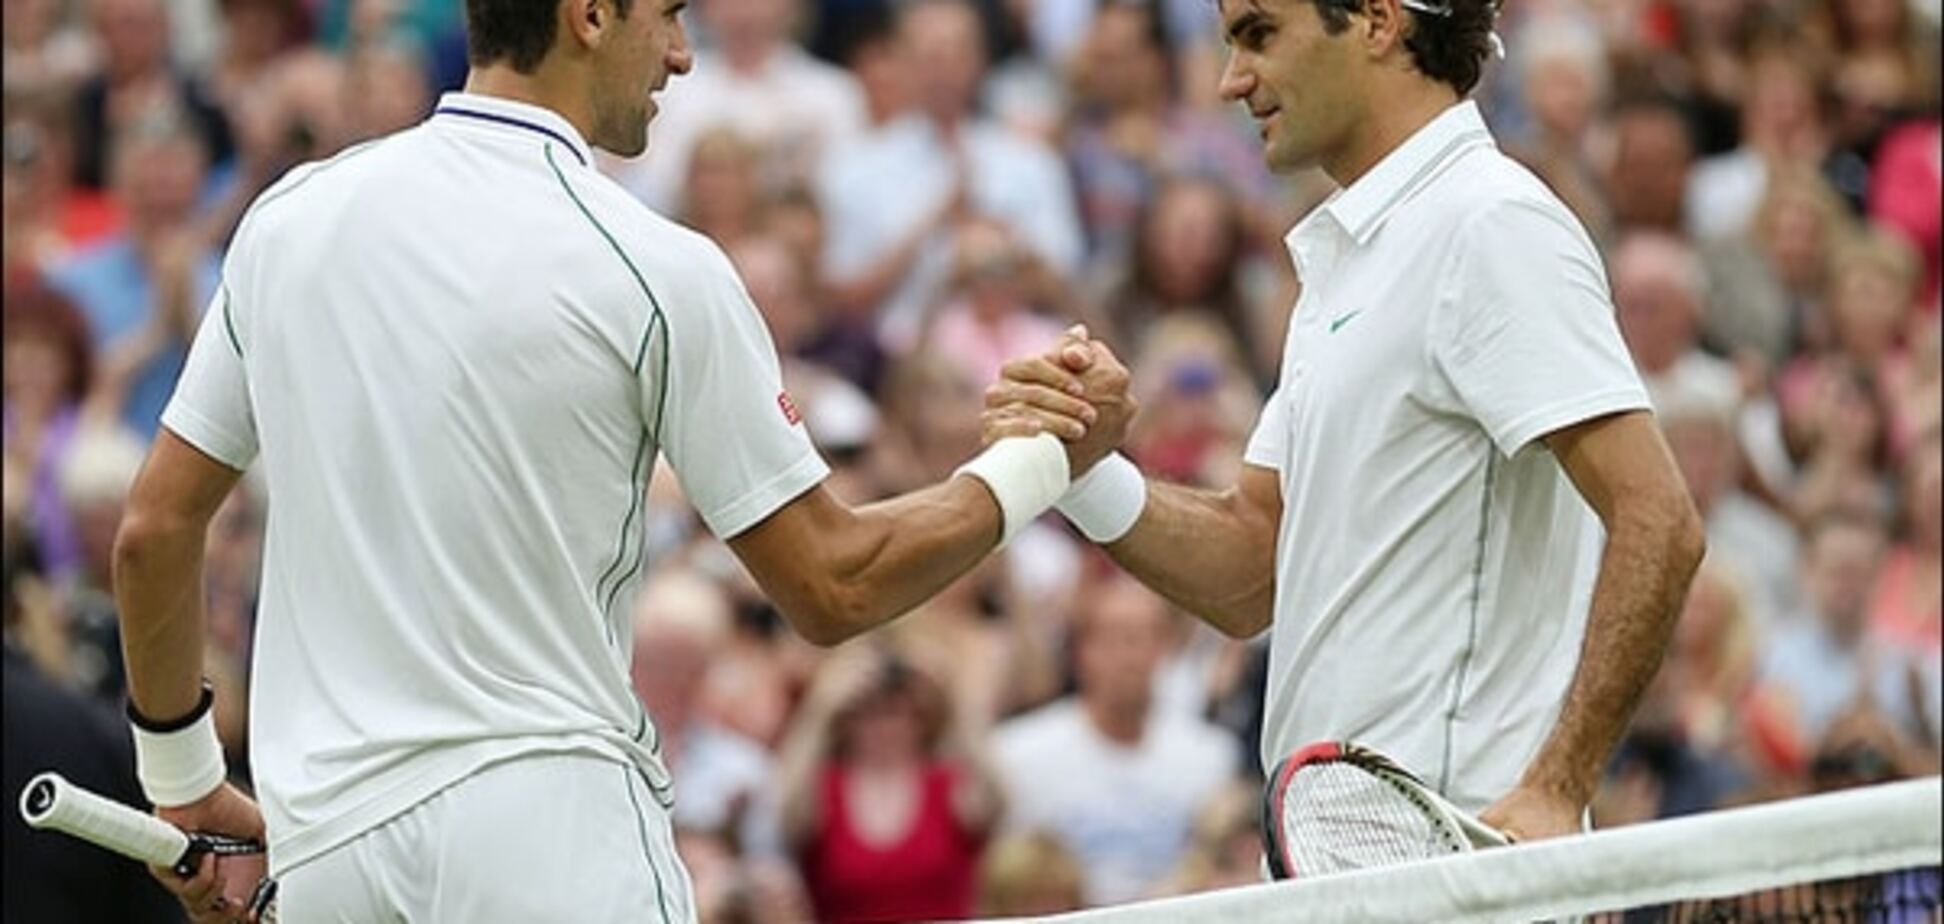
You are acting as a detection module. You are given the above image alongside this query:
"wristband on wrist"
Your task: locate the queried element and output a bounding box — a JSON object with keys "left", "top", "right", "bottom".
{"left": 129, "top": 682, "right": 226, "bottom": 807}
{"left": 954, "top": 433, "right": 1071, "bottom": 547}
{"left": 1056, "top": 452, "right": 1147, "bottom": 544}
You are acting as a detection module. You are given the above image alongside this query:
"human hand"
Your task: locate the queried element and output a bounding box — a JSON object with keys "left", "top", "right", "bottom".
{"left": 799, "top": 647, "right": 883, "bottom": 727}
{"left": 983, "top": 326, "right": 1137, "bottom": 478}
{"left": 1478, "top": 782, "right": 1583, "bottom": 844}
{"left": 151, "top": 783, "right": 269, "bottom": 924}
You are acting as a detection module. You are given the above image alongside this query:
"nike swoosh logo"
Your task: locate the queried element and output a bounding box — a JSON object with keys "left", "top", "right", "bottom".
{"left": 1328, "top": 310, "right": 1363, "bottom": 333}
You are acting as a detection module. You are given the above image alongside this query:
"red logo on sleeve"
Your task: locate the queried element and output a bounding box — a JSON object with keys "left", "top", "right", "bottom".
{"left": 777, "top": 391, "right": 803, "bottom": 425}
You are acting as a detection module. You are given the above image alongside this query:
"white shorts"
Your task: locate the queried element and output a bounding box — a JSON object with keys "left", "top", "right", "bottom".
{"left": 277, "top": 752, "right": 696, "bottom": 923}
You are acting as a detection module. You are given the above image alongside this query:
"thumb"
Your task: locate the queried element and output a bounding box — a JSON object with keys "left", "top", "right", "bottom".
{"left": 1059, "top": 325, "right": 1094, "bottom": 371}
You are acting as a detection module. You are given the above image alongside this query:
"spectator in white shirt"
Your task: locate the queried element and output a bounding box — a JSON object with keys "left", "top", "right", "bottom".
{"left": 993, "top": 572, "right": 1237, "bottom": 905}
{"left": 817, "top": 0, "right": 1084, "bottom": 353}
{"left": 1613, "top": 231, "right": 1743, "bottom": 416}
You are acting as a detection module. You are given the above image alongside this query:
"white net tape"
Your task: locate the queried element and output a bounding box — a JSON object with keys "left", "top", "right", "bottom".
{"left": 1011, "top": 777, "right": 1943, "bottom": 923}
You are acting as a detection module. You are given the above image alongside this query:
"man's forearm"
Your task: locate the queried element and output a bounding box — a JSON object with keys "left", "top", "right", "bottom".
{"left": 1104, "top": 480, "right": 1277, "bottom": 638}
{"left": 1522, "top": 508, "right": 1704, "bottom": 804}
{"left": 829, "top": 478, "right": 1010, "bottom": 637}
{"left": 736, "top": 477, "right": 1009, "bottom": 646}
{"left": 114, "top": 517, "right": 211, "bottom": 722}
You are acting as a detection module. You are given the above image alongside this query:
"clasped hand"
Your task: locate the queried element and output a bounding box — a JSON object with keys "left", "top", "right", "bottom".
{"left": 981, "top": 325, "right": 1138, "bottom": 478}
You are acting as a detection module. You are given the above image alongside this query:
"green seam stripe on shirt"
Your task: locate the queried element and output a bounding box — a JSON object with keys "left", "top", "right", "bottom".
{"left": 622, "top": 766, "right": 675, "bottom": 923}
{"left": 597, "top": 429, "right": 651, "bottom": 639}
{"left": 545, "top": 145, "right": 673, "bottom": 632}
{"left": 1439, "top": 450, "right": 1496, "bottom": 795}
{"left": 219, "top": 285, "right": 242, "bottom": 359}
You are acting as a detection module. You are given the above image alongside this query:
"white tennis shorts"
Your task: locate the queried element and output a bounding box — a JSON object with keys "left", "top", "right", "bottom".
{"left": 276, "top": 751, "right": 696, "bottom": 923}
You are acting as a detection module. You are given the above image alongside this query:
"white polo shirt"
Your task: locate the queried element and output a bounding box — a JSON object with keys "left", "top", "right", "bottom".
{"left": 1244, "top": 101, "right": 1649, "bottom": 810}
{"left": 162, "top": 92, "right": 829, "bottom": 874}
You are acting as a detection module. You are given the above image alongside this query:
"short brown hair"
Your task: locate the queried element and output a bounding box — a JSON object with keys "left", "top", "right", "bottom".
{"left": 1309, "top": 0, "right": 1501, "bottom": 96}
{"left": 466, "top": 0, "right": 639, "bottom": 74}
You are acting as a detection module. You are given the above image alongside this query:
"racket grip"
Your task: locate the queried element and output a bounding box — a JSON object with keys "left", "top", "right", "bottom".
{"left": 20, "top": 771, "right": 192, "bottom": 869}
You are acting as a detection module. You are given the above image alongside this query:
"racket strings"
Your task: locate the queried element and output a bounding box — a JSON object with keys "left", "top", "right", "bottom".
{"left": 1279, "top": 762, "right": 1467, "bottom": 878}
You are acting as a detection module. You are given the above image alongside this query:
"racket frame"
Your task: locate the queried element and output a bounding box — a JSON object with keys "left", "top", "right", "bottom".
{"left": 1261, "top": 741, "right": 1509, "bottom": 880}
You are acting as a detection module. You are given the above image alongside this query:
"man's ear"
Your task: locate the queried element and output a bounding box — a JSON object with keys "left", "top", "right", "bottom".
{"left": 1358, "top": 0, "right": 1410, "bottom": 60}
{"left": 560, "top": 0, "right": 610, "bottom": 52}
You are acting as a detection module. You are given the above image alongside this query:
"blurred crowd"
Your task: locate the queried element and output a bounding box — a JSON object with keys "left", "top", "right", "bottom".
{"left": 2, "top": 0, "right": 1940, "bottom": 920}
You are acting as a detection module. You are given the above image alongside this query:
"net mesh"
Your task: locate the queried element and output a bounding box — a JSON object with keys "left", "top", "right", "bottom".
{"left": 1013, "top": 777, "right": 1943, "bottom": 924}
{"left": 1278, "top": 762, "right": 1468, "bottom": 876}
{"left": 1585, "top": 866, "right": 1941, "bottom": 923}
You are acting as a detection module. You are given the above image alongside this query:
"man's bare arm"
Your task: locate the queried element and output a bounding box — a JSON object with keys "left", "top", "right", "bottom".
{"left": 1492, "top": 410, "right": 1705, "bottom": 834}
{"left": 729, "top": 478, "right": 1012, "bottom": 646}
{"left": 115, "top": 429, "right": 243, "bottom": 722}
{"left": 982, "top": 340, "right": 1280, "bottom": 639}
{"left": 1095, "top": 467, "right": 1281, "bottom": 639}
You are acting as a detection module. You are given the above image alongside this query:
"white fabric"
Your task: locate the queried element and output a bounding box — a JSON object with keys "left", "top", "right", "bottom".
{"left": 607, "top": 47, "right": 867, "bottom": 214}
{"left": 1640, "top": 350, "right": 1741, "bottom": 421}
{"left": 1057, "top": 452, "right": 1147, "bottom": 543}
{"left": 817, "top": 115, "right": 1084, "bottom": 350}
{"left": 955, "top": 433, "right": 1071, "bottom": 546}
{"left": 162, "top": 92, "right": 828, "bottom": 874}
{"left": 130, "top": 709, "right": 226, "bottom": 808}
{"left": 1686, "top": 149, "right": 1767, "bottom": 243}
{"left": 276, "top": 752, "right": 696, "bottom": 923}
{"left": 993, "top": 699, "right": 1238, "bottom": 905}
{"left": 1241, "top": 101, "right": 1650, "bottom": 811}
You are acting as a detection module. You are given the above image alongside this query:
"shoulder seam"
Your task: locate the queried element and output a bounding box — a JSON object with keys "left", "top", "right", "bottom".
{"left": 234, "top": 137, "right": 387, "bottom": 242}
{"left": 544, "top": 143, "right": 673, "bottom": 642}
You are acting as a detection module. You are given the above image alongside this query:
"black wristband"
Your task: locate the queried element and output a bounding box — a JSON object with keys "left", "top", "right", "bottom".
{"left": 127, "top": 681, "right": 215, "bottom": 733}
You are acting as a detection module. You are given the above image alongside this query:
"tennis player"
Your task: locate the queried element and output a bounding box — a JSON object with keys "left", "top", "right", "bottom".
{"left": 989, "top": 0, "right": 1706, "bottom": 846}
{"left": 109, "top": 1, "right": 1125, "bottom": 921}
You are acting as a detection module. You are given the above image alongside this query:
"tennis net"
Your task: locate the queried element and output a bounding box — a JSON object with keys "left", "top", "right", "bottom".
{"left": 1020, "top": 776, "right": 1942, "bottom": 923}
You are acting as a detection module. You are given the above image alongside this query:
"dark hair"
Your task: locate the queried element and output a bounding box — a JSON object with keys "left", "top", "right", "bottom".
{"left": 1310, "top": 0, "right": 1500, "bottom": 96}
{"left": 2, "top": 280, "right": 96, "bottom": 405}
{"left": 465, "top": 0, "right": 636, "bottom": 74}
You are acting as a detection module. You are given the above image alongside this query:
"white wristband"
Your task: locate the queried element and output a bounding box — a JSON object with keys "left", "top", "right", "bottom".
{"left": 1056, "top": 452, "right": 1147, "bottom": 544}
{"left": 954, "top": 433, "right": 1071, "bottom": 547}
{"left": 132, "top": 708, "right": 226, "bottom": 808}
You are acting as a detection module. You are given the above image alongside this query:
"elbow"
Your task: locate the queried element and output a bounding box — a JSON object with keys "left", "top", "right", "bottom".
{"left": 110, "top": 511, "right": 168, "bottom": 582}
{"left": 782, "top": 583, "right": 871, "bottom": 648}
{"left": 1671, "top": 494, "right": 1708, "bottom": 576}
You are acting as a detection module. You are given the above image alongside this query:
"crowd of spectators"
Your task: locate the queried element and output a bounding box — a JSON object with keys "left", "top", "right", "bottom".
{"left": 3, "top": 0, "right": 1939, "bottom": 920}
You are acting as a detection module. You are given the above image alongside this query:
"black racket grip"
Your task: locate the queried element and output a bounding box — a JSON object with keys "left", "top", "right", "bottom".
{"left": 173, "top": 832, "right": 267, "bottom": 877}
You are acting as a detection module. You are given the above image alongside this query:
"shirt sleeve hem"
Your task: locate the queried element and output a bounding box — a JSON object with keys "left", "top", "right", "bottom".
{"left": 160, "top": 405, "right": 255, "bottom": 471}
{"left": 700, "top": 451, "right": 832, "bottom": 540}
{"left": 1492, "top": 388, "right": 1653, "bottom": 457}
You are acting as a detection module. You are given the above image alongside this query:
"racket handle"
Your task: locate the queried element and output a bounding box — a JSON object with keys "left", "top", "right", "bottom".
{"left": 21, "top": 771, "right": 191, "bottom": 868}
{"left": 19, "top": 771, "right": 265, "bottom": 876}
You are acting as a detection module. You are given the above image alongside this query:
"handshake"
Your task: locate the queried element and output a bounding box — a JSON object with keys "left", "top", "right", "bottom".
{"left": 954, "top": 324, "right": 1149, "bottom": 549}
{"left": 981, "top": 324, "right": 1139, "bottom": 479}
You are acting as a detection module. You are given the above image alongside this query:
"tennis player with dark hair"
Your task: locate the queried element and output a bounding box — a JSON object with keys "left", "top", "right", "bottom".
{"left": 110, "top": 0, "right": 1128, "bottom": 920}
{"left": 989, "top": 0, "right": 1706, "bottom": 850}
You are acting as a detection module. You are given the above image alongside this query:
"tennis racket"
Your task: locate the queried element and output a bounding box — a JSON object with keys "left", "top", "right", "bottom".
{"left": 1261, "top": 741, "right": 1510, "bottom": 880}
{"left": 19, "top": 771, "right": 279, "bottom": 919}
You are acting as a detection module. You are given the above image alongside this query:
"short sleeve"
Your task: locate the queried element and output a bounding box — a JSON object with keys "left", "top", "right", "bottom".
{"left": 1243, "top": 386, "right": 1288, "bottom": 471}
{"left": 160, "top": 284, "right": 258, "bottom": 470}
{"left": 1431, "top": 201, "right": 1650, "bottom": 456}
{"left": 655, "top": 245, "right": 829, "bottom": 540}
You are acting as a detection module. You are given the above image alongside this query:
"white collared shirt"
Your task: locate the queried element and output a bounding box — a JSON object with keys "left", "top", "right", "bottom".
{"left": 1243, "top": 101, "right": 1649, "bottom": 809}
{"left": 163, "top": 92, "right": 828, "bottom": 873}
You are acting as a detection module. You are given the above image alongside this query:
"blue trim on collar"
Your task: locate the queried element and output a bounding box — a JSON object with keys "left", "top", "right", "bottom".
{"left": 433, "top": 106, "right": 589, "bottom": 166}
